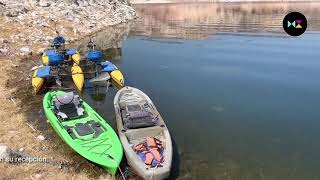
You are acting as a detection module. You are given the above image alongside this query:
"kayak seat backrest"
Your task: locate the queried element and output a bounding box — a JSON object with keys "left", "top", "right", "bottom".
{"left": 121, "top": 104, "right": 158, "bottom": 129}
{"left": 58, "top": 104, "right": 79, "bottom": 119}
{"left": 36, "top": 66, "right": 51, "bottom": 78}
{"left": 101, "top": 62, "right": 117, "bottom": 72}
{"left": 48, "top": 53, "right": 64, "bottom": 65}
{"left": 87, "top": 51, "right": 103, "bottom": 62}
{"left": 66, "top": 49, "right": 77, "bottom": 55}
{"left": 54, "top": 92, "right": 84, "bottom": 119}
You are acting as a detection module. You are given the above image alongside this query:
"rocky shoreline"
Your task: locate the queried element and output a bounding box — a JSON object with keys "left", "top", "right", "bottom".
{"left": 0, "top": 0, "right": 136, "bottom": 57}
{"left": 131, "top": 0, "right": 320, "bottom": 4}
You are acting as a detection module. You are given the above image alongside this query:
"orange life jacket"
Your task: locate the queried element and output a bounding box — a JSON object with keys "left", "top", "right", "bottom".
{"left": 144, "top": 151, "right": 154, "bottom": 165}
{"left": 134, "top": 137, "right": 164, "bottom": 166}
{"left": 146, "top": 137, "right": 163, "bottom": 149}
{"left": 150, "top": 148, "right": 163, "bottom": 162}
{"left": 134, "top": 143, "right": 147, "bottom": 152}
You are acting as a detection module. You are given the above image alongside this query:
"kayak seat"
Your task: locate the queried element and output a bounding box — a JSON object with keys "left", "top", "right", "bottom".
{"left": 87, "top": 51, "right": 103, "bottom": 62}
{"left": 46, "top": 49, "right": 67, "bottom": 57}
{"left": 36, "top": 66, "right": 51, "bottom": 78}
{"left": 101, "top": 62, "right": 117, "bottom": 72}
{"left": 121, "top": 104, "right": 158, "bottom": 129}
{"left": 45, "top": 50, "right": 56, "bottom": 56}
{"left": 100, "top": 62, "right": 113, "bottom": 67}
{"left": 74, "top": 124, "right": 94, "bottom": 136}
{"left": 54, "top": 92, "right": 84, "bottom": 119}
{"left": 48, "top": 53, "right": 64, "bottom": 65}
{"left": 67, "top": 49, "right": 77, "bottom": 55}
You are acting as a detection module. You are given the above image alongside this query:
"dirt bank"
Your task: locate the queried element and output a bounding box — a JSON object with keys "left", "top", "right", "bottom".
{"left": 0, "top": 1, "right": 136, "bottom": 179}
{"left": 0, "top": 58, "right": 115, "bottom": 179}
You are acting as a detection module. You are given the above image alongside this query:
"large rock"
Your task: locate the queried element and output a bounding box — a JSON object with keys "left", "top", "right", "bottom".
{"left": 0, "top": 47, "right": 8, "bottom": 55}
{"left": 5, "top": 11, "right": 19, "bottom": 17}
{"left": 1, "top": 38, "right": 9, "bottom": 43}
{"left": 38, "top": 1, "right": 51, "bottom": 7}
{"left": 34, "top": 172, "right": 47, "bottom": 180}
{"left": 36, "top": 135, "right": 45, "bottom": 141}
{"left": 20, "top": 47, "right": 31, "bottom": 55}
{"left": 0, "top": 145, "right": 12, "bottom": 160}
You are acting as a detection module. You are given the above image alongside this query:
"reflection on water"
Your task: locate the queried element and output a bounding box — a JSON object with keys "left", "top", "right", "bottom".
{"left": 77, "top": 23, "right": 129, "bottom": 63}
{"left": 79, "top": 2, "right": 320, "bottom": 180}
{"left": 132, "top": 2, "right": 320, "bottom": 39}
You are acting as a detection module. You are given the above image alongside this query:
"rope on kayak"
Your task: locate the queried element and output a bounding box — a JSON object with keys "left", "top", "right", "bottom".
{"left": 149, "top": 173, "right": 154, "bottom": 180}
{"left": 118, "top": 166, "right": 126, "bottom": 180}
{"left": 106, "top": 154, "right": 126, "bottom": 180}
{"left": 105, "top": 80, "right": 110, "bottom": 94}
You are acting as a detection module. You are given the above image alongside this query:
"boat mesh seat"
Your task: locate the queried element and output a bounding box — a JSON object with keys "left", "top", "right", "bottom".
{"left": 54, "top": 92, "right": 84, "bottom": 119}
{"left": 74, "top": 124, "right": 94, "bottom": 136}
{"left": 64, "top": 122, "right": 105, "bottom": 139}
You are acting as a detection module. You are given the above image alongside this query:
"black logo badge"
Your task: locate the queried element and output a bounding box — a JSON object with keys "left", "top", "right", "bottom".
{"left": 283, "top": 12, "right": 307, "bottom": 36}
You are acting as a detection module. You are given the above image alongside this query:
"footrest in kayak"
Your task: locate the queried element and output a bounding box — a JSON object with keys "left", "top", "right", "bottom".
{"left": 90, "top": 122, "right": 105, "bottom": 137}
{"left": 64, "top": 121, "right": 105, "bottom": 139}
{"left": 64, "top": 125, "right": 77, "bottom": 139}
{"left": 74, "top": 124, "right": 94, "bottom": 136}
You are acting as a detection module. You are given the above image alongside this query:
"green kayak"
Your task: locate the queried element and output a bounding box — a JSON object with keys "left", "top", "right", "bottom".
{"left": 43, "top": 90, "right": 123, "bottom": 175}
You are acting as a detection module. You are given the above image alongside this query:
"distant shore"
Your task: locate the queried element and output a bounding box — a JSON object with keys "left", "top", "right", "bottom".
{"left": 131, "top": 0, "right": 320, "bottom": 4}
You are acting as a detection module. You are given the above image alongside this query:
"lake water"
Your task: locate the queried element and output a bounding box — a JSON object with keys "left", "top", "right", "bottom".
{"left": 81, "top": 2, "right": 320, "bottom": 180}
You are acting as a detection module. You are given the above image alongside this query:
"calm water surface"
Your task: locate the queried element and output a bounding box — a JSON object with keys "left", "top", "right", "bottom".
{"left": 81, "top": 2, "right": 320, "bottom": 179}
